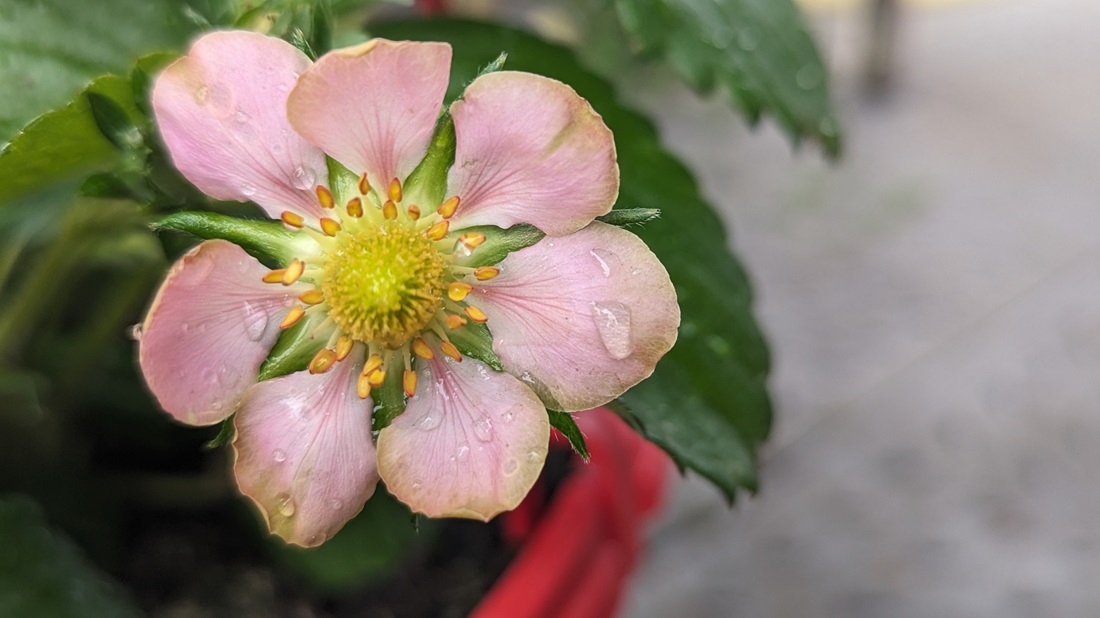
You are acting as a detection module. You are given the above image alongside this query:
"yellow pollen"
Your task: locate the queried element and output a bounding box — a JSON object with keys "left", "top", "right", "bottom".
{"left": 321, "top": 222, "right": 447, "bottom": 348}
{"left": 438, "top": 196, "right": 460, "bottom": 219}
{"left": 320, "top": 217, "right": 342, "bottom": 236}
{"left": 356, "top": 374, "right": 372, "bottom": 399}
{"left": 382, "top": 200, "right": 398, "bottom": 220}
{"left": 447, "top": 281, "right": 472, "bottom": 301}
{"left": 408, "top": 205, "right": 421, "bottom": 220}
{"left": 403, "top": 369, "right": 417, "bottom": 397}
{"left": 280, "top": 306, "right": 305, "bottom": 329}
{"left": 444, "top": 314, "right": 467, "bottom": 330}
{"left": 368, "top": 369, "right": 386, "bottom": 387}
{"left": 282, "top": 258, "right": 305, "bottom": 285}
{"left": 474, "top": 266, "right": 500, "bottom": 281}
{"left": 335, "top": 336, "right": 354, "bottom": 361}
{"left": 440, "top": 340, "right": 462, "bottom": 362}
{"left": 281, "top": 211, "right": 304, "bottom": 228}
{"left": 358, "top": 173, "right": 371, "bottom": 195}
{"left": 299, "top": 289, "right": 324, "bottom": 305}
{"left": 411, "top": 337, "right": 434, "bottom": 360}
{"left": 425, "top": 220, "right": 449, "bottom": 241}
{"left": 316, "top": 186, "right": 334, "bottom": 209}
{"left": 458, "top": 232, "right": 487, "bottom": 250}
{"left": 346, "top": 197, "right": 364, "bottom": 218}
{"left": 309, "top": 348, "right": 337, "bottom": 374}
{"left": 464, "top": 306, "right": 488, "bottom": 324}
{"left": 263, "top": 269, "right": 285, "bottom": 284}
{"left": 388, "top": 178, "right": 402, "bottom": 203}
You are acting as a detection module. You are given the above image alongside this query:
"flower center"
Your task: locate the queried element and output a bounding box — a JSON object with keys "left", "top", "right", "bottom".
{"left": 322, "top": 221, "right": 446, "bottom": 348}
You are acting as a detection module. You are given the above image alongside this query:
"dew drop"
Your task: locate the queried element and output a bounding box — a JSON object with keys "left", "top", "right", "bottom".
{"left": 194, "top": 85, "right": 209, "bottom": 103}
{"left": 501, "top": 408, "right": 516, "bottom": 423}
{"left": 241, "top": 182, "right": 257, "bottom": 197}
{"left": 412, "top": 480, "right": 422, "bottom": 489}
{"left": 417, "top": 413, "right": 441, "bottom": 431}
{"left": 272, "top": 449, "right": 287, "bottom": 463}
{"left": 329, "top": 499, "right": 344, "bottom": 511}
{"left": 590, "top": 301, "right": 634, "bottom": 360}
{"left": 291, "top": 165, "right": 315, "bottom": 191}
{"left": 456, "top": 442, "right": 471, "bottom": 461}
{"left": 526, "top": 449, "right": 542, "bottom": 462}
{"left": 241, "top": 302, "right": 268, "bottom": 342}
{"left": 234, "top": 109, "right": 250, "bottom": 124}
{"left": 276, "top": 493, "right": 296, "bottom": 517}
{"left": 307, "top": 533, "right": 321, "bottom": 545}
{"left": 503, "top": 459, "right": 519, "bottom": 475}
{"left": 589, "top": 249, "right": 612, "bottom": 277}
{"left": 128, "top": 323, "right": 143, "bottom": 341}
{"left": 473, "top": 416, "right": 493, "bottom": 442}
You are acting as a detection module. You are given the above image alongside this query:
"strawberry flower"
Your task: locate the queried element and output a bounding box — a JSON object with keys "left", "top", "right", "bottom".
{"left": 139, "top": 31, "right": 679, "bottom": 546}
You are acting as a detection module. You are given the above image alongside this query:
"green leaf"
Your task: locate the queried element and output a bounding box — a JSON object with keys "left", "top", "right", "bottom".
{"left": 372, "top": 18, "right": 773, "bottom": 501}
{"left": 0, "top": 496, "right": 140, "bottom": 617}
{"left": 446, "top": 321, "right": 502, "bottom": 372}
{"left": 205, "top": 415, "right": 236, "bottom": 449}
{"left": 547, "top": 410, "right": 589, "bottom": 461}
{"left": 0, "top": 0, "right": 194, "bottom": 142}
{"left": 596, "top": 208, "right": 661, "bottom": 227}
{"left": 452, "top": 224, "right": 545, "bottom": 269}
{"left": 403, "top": 112, "right": 456, "bottom": 209}
{"left": 613, "top": 0, "right": 841, "bottom": 156}
{"left": 258, "top": 312, "right": 330, "bottom": 381}
{"left": 153, "top": 211, "right": 311, "bottom": 267}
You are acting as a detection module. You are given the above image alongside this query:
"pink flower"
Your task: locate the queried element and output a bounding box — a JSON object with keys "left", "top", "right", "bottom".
{"left": 139, "top": 31, "right": 679, "bottom": 546}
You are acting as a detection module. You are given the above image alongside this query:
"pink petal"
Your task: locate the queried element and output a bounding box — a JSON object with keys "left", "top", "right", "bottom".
{"left": 152, "top": 31, "right": 328, "bottom": 221}
{"left": 376, "top": 356, "right": 549, "bottom": 520}
{"left": 233, "top": 350, "right": 379, "bottom": 547}
{"left": 139, "top": 240, "right": 303, "bottom": 426}
{"left": 467, "top": 222, "right": 679, "bottom": 411}
{"left": 287, "top": 39, "right": 451, "bottom": 186}
{"left": 447, "top": 71, "right": 618, "bottom": 236}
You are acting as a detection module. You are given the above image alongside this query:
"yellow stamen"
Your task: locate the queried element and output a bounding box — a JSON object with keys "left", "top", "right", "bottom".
{"left": 474, "top": 266, "right": 500, "bottom": 281}
{"left": 464, "top": 306, "right": 488, "bottom": 324}
{"left": 362, "top": 353, "right": 384, "bottom": 377}
{"left": 282, "top": 258, "right": 305, "bottom": 285}
{"left": 335, "top": 336, "right": 353, "bottom": 361}
{"left": 346, "top": 197, "right": 364, "bottom": 218}
{"left": 382, "top": 200, "right": 398, "bottom": 220}
{"left": 263, "top": 269, "right": 286, "bottom": 284}
{"left": 425, "top": 220, "right": 450, "bottom": 241}
{"left": 358, "top": 172, "right": 370, "bottom": 195}
{"left": 281, "top": 211, "right": 304, "bottom": 228}
{"left": 388, "top": 178, "right": 402, "bottom": 203}
{"left": 411, "top": 337, "right": 434, "bottom": 360}
{"left": 316, "top": 185, "right": 335, "bottom": 209}
{"left": 440, "top": 340, "right": 462, "bottom": 362}
{"left": 407, "top": 205, "right": 421, "bottom": 220}
{"left": 458, "top": 232, "right": 487, "bottom": 250}
{"left": 368, "top": 369, "right": 386, "bottom": 387}
{"left": 403, "top": 369, "right": 417, "bottom": 397}
{"left": 280, "top": 306, "right": 305, "bottom": 329}
{"left": 299, "top": 289, "right": 324, "bottom": 305}
{"left": 438, "top": 196, "right": 460, "bottom": 219}
{"left": 444, "top": 314, "right": 467, "bottom": 330}
{"left": 320, "top": 217, "right": 342, "bottom": 236}
{"left": 309, "top": 348, "right": 337, "bottom": 374}
{"left": 447, "top": 281, "right": 472, "bottom": 302}
{"left": 356, "top": 373, "right": 372, "bottom": 399}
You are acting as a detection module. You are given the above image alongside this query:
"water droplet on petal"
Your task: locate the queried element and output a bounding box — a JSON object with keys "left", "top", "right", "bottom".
{"left": 272, "top": 449, "right": 287, "bottom": 463}
{"left": 590, "top": 301, "right": 634, "bottom": 360}
{"left": 234, "top": 109, "right": 250, "bottom": 123}
{"left": 412, "top": 480, "right": 422, "bottom": 489}
{"left": 526, "top": 449, "right": 541, "bottom": 462}
{"left": 241, "top": 182, "right": 257, "bottom": 197}
{"left": 291, "top": 165, "right": 315, "bottom": 191}
{"left": 503, "top": 459, "right": 519, "bottom": 475}
{"left": 329, "top": 499, "right": 344, "bottom": 510}
{"left": 276, "top": 493, "right": 296, "bottom": 517}
{"left": 589, "top": 249, "right": 612, "bottom": 277}
{"left": 473, "top": 416, "right": 493, "bottom": 442}
{"left": 456, "top": 442, "right": 470, "bottom": 461}
{"left": 500, "top": 408, "right": 516, "bottom": 423}
{"left": 241, "top": 302, "right": 268, "bottom": 341}
{"left": 194, "top": 85, "right": 209, "bottom": 103}
{"left": 417, "top": 413, "right": 441, "bottom": 431}
{"left": 128, "top": 323, "right": 143, "bottom": 341}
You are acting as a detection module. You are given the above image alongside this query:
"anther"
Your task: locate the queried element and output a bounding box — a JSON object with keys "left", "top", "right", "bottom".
{"left": 282, "top": 258, "right": 305, "bottom": 285}
{"left": 382, "top": 200, "right": 398, "bottom": 220}
{"left": 464, "top": 306, "right": 488, "bottom": 324}
{"left": 358, "top": 173, "right": 370, "bottom": 195}
{"left": 320, "top": 217, "right": 342, "bottom": 236}
{"left": 411, "top": 337, "right": 434, "bottom": 360}
{"left": 362, "top": 353, "right": 383, "bottom": 377}
{"left": 444, "top": 314, "right": 468, "bottom": 330}
{"left": 356, "top": 374, "right": 372, "bottom": 399}
{"left": 335, "top": 336, "right": 354, "bottom": 361}
{"left": 440, "top": 340, "right": 462, "bottom": 362}
{"left": 437, "top": 196, "right": 460, "bottom": 219}
{"left": 346, "top": 197, "right": 364, "bottom": 218}
{"left": 407, "top": 205, "right": 421, "bottom": 220}
{"left": 281, "top": 211, "right": 304, "bottom": 228}
{"left": 263, "top": 269, "right": 286, "bottom": 284}
{"left": 316, "top": 185, "right": 335, "bottom": 209}
{"left": 299, "top": 289, "right": 324, "bottom": 305}
{"left": 425, "top": 220, "right": 450, "bottom": 240}
{"left": 458, "top": 232, "right": 487, "bottom": 250}
{"left": 368, "top": 369, "right": 386, "bottom": 388}
{"left": 403, "top": 369, "right": 417, "bottom": 397}
{"left": 280, "top": 306, "right": 305, "bottom": 329}
{"left": 309, "top": 348, "right": 337, "bottom": 374}
{"left": 447, "top": 281, "right": 472, "bottom": 302}
{"left": 474, "top": 266, "right": 500, "bottom": 281}
{"left": 388, "top": 178, "right": 402, "bottom": 203}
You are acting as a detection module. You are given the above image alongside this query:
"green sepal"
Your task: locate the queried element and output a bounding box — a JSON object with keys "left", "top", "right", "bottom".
{"left": 597, "top": 208, "right": 661, "bottom": 228}
{"left": 371, "top": 361, "right": 408, "bottom": 431}
{"left": 204, "top": 415, "right": 236, "bottom": 449}
{"left": 477, "top": 52, "right": 508, "bottom": 78}
{"left": 257, "top": 312, "right": 331, "bottom": 381}
{"left": 327, "top": 155, "right": 360, "bottom": 204}
{"left": 153, "top": 211, "right": 308, "bottom": 268}
{"left": 447, "top": 321, "right": 503, "bottom": 371}
{"left": 453, "top": 224, "right": 545, "bottom": 269}
{"left": 403, "top": 112, "right": 455, "bottom": 210}
{"left": 547, "top": 409, "right": 589, "bottom": 461}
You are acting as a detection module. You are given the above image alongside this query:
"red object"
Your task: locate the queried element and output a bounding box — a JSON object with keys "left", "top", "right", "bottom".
{"left": 414, "top": 0, "right": 447, "bottom": 16}
{"left": 473, "top": 407, "right": 671, "bottom": 618}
